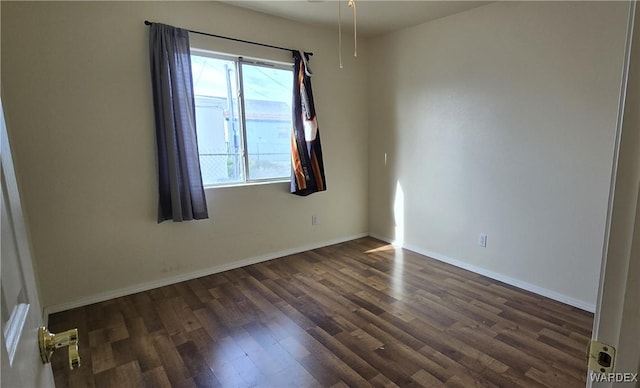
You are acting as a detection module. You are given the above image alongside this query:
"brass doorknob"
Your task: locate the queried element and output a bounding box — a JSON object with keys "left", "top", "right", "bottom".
{"left": 38, "top": 327, "right": 81, "bottom": 370}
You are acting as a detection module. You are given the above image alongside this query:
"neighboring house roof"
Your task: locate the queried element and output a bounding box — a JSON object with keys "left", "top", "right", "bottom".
{"left": 195, "top": 96, "right": 290, "bottom": 121}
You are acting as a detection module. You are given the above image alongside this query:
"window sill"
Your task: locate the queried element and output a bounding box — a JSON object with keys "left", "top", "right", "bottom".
{"left": 204, "top": 179, "right": 290, "bottom": 190}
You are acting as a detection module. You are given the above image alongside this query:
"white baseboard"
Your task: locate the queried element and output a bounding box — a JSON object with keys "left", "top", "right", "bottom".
{"left": 369, "top": 233, "right": 596, "bottom": 313}
{"left": 46, "top": 232, "right": 596, "bottom": 316}
{"left": 44, "top": 233, "right": 369, "bottom": 316}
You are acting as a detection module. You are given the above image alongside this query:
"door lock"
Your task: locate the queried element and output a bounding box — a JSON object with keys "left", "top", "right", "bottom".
{"left": 38, "top": 327, "right": 81, "bottom": 370}
{"left": 587, "top": 340, "right": 615, "bottom": 374}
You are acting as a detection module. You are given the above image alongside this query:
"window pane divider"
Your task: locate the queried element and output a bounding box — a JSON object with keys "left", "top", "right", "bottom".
{"left": 236, "top": 60, "right": 251, "bottom": 180}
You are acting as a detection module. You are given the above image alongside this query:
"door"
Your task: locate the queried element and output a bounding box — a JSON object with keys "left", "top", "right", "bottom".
{"left": 1, "top": 99, "right": 55, "bottom": 387}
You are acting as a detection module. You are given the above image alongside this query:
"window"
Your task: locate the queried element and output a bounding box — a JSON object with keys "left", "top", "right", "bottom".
{"left": 191, "top": 52, "right": 293, "bottom": 186}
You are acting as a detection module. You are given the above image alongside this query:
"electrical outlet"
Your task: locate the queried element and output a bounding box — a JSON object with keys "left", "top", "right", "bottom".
{"left": 311, "top": 215, "right": 318, "bottom": 226}
{"left": 478, "top": 234, "right": 487, "bottom": 248}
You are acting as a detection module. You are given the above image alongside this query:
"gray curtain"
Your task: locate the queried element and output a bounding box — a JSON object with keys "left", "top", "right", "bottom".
{"left": 149, "top": 23, "right": 208, "bottom": 222}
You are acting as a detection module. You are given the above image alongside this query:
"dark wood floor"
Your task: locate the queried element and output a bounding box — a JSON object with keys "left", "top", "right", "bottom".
{"left": 49, "top": 237, "right": 593, "bottom": 387}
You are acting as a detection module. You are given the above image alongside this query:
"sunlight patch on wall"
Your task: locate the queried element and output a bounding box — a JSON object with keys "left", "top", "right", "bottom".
{"left": 393, "top": 180, "right": 405, "bottom": 245}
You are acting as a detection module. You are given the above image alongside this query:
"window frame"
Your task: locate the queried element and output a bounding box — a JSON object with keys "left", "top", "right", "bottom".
{"left": 190, "top": 49, "right": 294, "bottom": 187}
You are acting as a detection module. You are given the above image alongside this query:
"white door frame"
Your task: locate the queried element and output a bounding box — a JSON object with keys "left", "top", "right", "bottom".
{"left": 590, "top": 1, "right": 640, "bottom": 387}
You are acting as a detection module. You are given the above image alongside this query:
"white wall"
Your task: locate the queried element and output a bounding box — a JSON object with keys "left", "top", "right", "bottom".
{"left": 1, "top": 1, "right": 369, "bottom": 310}
{"left": 368, "top": 2, "right": 629, "bottom": 310}
{"left": 2, "top": 0, "right": 633, "bottom": 316}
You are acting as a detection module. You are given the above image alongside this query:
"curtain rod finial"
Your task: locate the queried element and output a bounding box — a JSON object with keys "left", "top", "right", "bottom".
{"left": 144, "top": 20, "right": 152, "bottom": 26}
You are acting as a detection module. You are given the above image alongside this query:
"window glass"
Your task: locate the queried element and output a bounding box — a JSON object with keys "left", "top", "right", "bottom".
{"left": 241, "top": 63, "right": 293, "bottom": 180}
{"left": 192, "top": 55, "right": 244, "bottom": 185}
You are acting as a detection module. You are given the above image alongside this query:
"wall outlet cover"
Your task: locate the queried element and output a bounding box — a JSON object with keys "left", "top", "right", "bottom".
{"left": 479, "top": 234, "right": 487, "bottom": 247}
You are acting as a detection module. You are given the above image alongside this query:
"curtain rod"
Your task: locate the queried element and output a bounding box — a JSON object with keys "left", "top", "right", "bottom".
{"left": 144, "top": 20, "right": 313, "bottom": 57}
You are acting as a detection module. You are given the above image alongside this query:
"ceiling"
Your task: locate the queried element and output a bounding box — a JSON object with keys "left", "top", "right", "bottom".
{"left": 222, "top": 1, "right": 490, "bottom": 37}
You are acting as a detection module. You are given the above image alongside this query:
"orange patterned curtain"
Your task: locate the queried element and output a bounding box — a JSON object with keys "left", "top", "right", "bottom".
{"left": 290, "top": 51, "right": 327, "bottom": 196}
